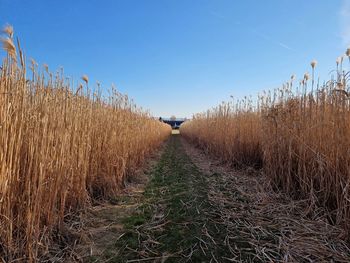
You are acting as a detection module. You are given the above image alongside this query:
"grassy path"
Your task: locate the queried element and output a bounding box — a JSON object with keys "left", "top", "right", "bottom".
{"left": 86, "top": 134, "right": 350, "bottom": 263}
{"left": 105, "top": 134, "right": 229, "bottom": 262}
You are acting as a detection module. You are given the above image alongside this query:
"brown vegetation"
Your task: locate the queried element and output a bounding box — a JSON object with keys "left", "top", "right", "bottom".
{"left": 181, "top": 55, "right": 350, "bottom": 234}
{"left": 0, "top": 26, "right": 171, "bottom": 261}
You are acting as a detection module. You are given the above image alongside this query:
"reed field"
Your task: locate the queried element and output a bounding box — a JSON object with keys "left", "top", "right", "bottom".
{"left": 0, "top": 26, "right": 171, "bottom": 261}
{"left": 181, "top": 56, "right": 350, "bottom": 232}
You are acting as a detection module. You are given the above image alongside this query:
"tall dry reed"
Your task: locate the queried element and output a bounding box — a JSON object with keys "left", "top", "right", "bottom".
{"left": 181, "top": 99, "right": 262, "bottom": 168}
{"left": 0, "top": 26, "right": 171, "bottom": 261}
{"left": 181, "top": 55, "right": 350, "bottom": 233}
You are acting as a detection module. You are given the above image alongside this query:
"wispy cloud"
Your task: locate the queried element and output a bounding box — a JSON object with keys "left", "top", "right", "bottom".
{"left": 251, "top": 29, "right": 294, "bottom": 51}
{"left": 209, "top": 9, "right": 293, "bottom": 52}
{"left": 340, "top": 0, "right": 350, "bottom": 46}
{"left": 278, "top": 42, "right": 293, "bottom": 51}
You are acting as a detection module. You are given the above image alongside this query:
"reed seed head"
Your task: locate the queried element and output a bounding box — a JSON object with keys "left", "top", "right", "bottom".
{"left": 0, "top": 37, "right": 17, "bottom": 61}
{"left": 30, "top": 58, "right": 37, "bottom": 67}
{"left": 336, "top": 57, "right": 341, "bottom": 65}
{"left": 43, "top": 63, "right": 49, "bottom": 73}
{"left": 81, "top": 75, "right": 89, "bottom": 84}
{"left": 346, "top": 47, "right": 350, "bottom": 57}
{"left": 2, "top": 24, "right": 13, "bottom": 38}
{"left": 310, "top": 60, "right": 317, "bottom": 69}
{"left": 304, "top": 72, "right": 309, "bottom": 81}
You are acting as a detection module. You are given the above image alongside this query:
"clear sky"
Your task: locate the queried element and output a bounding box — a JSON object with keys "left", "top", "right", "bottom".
{"left": 1, "top": 0, "right": 349, "bottom": 118}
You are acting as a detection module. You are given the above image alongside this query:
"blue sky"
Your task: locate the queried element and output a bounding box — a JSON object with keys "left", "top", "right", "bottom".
{"left": 1, "top": 0, "right": 349, "bottom": 117}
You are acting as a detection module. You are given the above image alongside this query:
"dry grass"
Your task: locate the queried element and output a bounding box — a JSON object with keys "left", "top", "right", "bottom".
{"left": 181, "top": 101, "right": 262, "bottom": 168}
{"left": 184, "top": 139, "right": 350, "bottom": 262}
{"left": 181, "top": 55, "right": 350, "bottom": 234}
{"left": 0, "top": 26, "right": 171, "bottom": 262}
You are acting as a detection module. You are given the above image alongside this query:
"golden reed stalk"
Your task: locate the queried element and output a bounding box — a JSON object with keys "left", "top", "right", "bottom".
{"left": 0, "top": 26, "right": 171, "bottom": 261}
{"left": 181, "top": 57, "right": 350, "bottom": 234}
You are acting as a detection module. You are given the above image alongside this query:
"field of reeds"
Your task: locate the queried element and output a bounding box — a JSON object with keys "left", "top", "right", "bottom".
{"left": 181, "top": 56, "right": 350, "bottom": 233}
{"left": 0, "top": 26, "right": 171, "bottom": 262}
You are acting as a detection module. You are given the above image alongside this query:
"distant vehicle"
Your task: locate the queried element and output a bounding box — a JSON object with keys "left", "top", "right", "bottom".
{"left": 160, "top": 117, "right": 187, "bottom": 129}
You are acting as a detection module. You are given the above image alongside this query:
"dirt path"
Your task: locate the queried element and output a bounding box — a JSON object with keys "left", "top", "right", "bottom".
{"left": 78, "top": 134, "right": 350, "bottom": 263}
